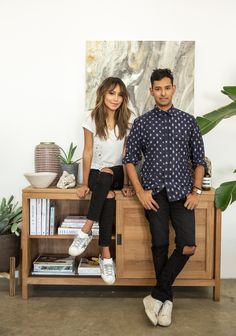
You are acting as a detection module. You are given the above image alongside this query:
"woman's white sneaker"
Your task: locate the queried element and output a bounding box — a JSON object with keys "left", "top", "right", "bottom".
{"left": 99, "top": 255, "right": 115, "bottom": 285}
{"left": 68, "top": 230, "right": 92, "bottom": 256}
{"left": 157, "top": 300, "right": 173, "bottom": 327}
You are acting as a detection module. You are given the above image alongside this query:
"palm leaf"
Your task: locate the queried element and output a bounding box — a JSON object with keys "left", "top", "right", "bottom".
{"left": 221, "top": 86, "right": 236, "bottom": 101}
{"left": 196, "top": 102, "right": 236, "bottom": 135}
{"left": 215, "top": 180, "right": 236, "bottom": 211}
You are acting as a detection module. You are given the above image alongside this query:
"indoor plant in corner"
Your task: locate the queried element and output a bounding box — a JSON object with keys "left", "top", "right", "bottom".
{"left": 0, "top": 195, "right": 22, "bottom": 272}
{"left": 196, "top": 86, "right": 236, "bottom": 211}
{"left": 59, "top": 142, "right": 81, "bottom": 183}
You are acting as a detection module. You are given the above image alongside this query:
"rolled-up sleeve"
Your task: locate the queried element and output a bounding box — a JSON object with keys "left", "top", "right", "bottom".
{"left": 190, "top": 118, "right": 206, "bottom": 169}
{"left": 123, "top": 118, "right": 142, "bottom": 164}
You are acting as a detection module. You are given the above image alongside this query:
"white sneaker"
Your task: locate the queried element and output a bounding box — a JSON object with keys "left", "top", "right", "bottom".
{"left": 158, "top": 300, "right": 173, "bottom": 327}
{"left": 99, "top": 255, "right": 115, "bottom": 285}
{"left": 68, "top": 230, "right": 92, "bottom": 256}
{"left": 143, "top": 295, "right": 163, "bottom": 326}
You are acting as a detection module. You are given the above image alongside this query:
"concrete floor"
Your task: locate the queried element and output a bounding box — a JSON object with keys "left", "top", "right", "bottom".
{"left": 0, "top": 280, "right": 236, "bottom": 336}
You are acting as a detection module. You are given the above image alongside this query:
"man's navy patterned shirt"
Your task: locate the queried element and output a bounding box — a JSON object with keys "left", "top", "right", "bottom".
{"left": 123, "top": 106, "right": 205, "bottom": 201}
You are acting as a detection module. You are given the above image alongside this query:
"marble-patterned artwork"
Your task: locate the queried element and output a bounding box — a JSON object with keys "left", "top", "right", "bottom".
{"left": 86, "top": 41, "right": 195, "bottom": 116}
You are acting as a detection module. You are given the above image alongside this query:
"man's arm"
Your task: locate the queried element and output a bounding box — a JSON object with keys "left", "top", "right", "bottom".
{"left": 126, "top": 163, "right": 159, "bottom": 211}
{"left": 184, "top": 165, "right": 205, "bottom": 210}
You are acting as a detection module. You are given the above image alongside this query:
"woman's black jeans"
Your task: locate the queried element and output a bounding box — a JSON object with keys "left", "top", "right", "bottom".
{"left": 87, "top": 165, "right": 124, "bottom": 247}
{"left": 145, "top": 188, "right": 196, "bottom": 302}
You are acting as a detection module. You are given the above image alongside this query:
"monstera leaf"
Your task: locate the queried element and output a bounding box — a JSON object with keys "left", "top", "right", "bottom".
{"left": 221, "top": 86, "right": 236, "bottom": 101}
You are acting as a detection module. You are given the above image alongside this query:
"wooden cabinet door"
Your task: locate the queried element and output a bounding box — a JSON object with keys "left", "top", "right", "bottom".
{"left": 116, "top": 194, "right": 215, "bottom": 280}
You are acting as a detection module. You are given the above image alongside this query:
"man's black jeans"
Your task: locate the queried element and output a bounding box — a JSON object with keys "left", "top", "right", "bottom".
{"left": 145, "top": 188, "right": 196, "bottom": 302}
{"left": 87, "top": 166, "right": 124, "bottom": 247}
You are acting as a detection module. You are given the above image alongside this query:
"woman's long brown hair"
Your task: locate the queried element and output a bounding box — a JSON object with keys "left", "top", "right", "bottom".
{"left": 91, "top": 77, "right": 132, "bottom": 139}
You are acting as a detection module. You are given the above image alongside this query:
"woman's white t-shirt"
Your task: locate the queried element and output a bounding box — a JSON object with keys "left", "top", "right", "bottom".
{"left": 82, "top": 113, "right": 134, "bottom": 170}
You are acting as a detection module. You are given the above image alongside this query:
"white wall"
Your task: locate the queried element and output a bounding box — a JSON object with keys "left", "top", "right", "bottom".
{"left": 0, "top": 0, "right": 236, "bottom": 278}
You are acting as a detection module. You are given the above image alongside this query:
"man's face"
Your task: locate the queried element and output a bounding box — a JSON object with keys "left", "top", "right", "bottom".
{"left": 150, "top": 77, "right": 176, "bottom": 110}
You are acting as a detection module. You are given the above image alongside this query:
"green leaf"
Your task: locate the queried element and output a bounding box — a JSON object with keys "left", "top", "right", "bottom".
{"left": 215, "top": 180, "right": 236, "bottom": 211}
{"left": 196, "top": 102, "right": 236, "bottom": 135}
{"left": 222, "top": 86, "right": 236, "bottom": 101}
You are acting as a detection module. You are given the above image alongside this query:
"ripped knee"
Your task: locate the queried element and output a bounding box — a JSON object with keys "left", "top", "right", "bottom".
{"left": 182, "top": 245, "right": 196, "bottom": 256}
{"left": 100, "top": 167, "right": 114, "bottom": 175}
{"left": 107, "top": 191, "right": 115, "bottom": 199}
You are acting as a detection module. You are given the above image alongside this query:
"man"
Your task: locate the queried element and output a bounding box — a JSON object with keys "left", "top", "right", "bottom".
{"left": 123, "top": 68, "right": 205, "bottom": 327}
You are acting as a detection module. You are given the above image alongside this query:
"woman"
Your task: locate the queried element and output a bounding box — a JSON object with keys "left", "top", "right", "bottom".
{"left": 68, "top": 77, "right": 134, "bottom": 285}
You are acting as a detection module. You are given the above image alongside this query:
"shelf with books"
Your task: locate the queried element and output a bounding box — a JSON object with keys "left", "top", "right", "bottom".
{"left": 29, "top": 234, "right": 116, "bottom": 239}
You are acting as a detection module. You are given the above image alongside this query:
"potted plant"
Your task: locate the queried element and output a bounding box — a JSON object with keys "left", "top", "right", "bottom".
{"left": 59, "top": 142, "right": 81, "bottom": 183}
{"left": 0, "top": 195, "right": 22, "bottom": 272}
{"left": 196, "top": 86, "right": 236, "bottom": 211}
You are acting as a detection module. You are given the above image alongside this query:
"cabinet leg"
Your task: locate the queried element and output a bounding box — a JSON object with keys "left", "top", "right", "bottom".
{"left": 213, "top": 282, "right": 220, "bottom": 301}
{"left": 9, "top": 257, "right": 16, "bottom": 296}
{"left": 22, "top": 282, "right": 28, "bottom": 299}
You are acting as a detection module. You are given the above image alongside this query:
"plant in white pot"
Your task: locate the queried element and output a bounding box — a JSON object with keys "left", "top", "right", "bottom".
{"left": 59, "top": 142, "right": 81, "bottom": 184}
{"left": 0, "top": 195, "right": 22, "bottom": 272}
{"left": 196, "top": 86, "right": 236, "bottom": 211}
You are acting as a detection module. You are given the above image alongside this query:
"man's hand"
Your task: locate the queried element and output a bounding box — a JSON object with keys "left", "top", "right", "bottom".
{"left": 184, "top": 192, "right": 199, "bottom": 210}
{"left": 137, "top": 189, "right": 159, "bottom": 211}
{"left": 122, "top": 186, "right": 135, "bottom": 197}
{"left": 76, "top": 185, "right": 90, "bottom": 198}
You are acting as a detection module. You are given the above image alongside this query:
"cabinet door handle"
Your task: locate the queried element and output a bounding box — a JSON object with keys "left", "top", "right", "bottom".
{"left": 116, "top": 234, "right": 122, "bottom": 245}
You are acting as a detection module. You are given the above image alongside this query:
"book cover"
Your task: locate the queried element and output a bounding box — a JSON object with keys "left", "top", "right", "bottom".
{"left": 33, "top": 254, "right": 75, "bottom": 266}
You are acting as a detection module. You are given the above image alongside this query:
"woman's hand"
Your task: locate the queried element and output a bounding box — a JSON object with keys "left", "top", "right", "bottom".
{"left": 122, "top": 185, "right": 135, "bottom": 197}
{"left": 76, "top": 185, "right": 90, "bottom": 198}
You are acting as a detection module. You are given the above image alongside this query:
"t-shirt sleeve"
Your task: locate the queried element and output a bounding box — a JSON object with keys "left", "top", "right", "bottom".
{"left": 81, "top": 113, "right": 95, "bottom": 133}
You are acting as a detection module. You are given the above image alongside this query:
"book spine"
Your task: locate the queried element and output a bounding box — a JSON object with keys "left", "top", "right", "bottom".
{"left": 49, "top": 202, "right": 56, "bottom": 235}
{"left": 30, "top": 199, "right": 37, "bottom": 235}
{"left": 36, "top": 199, "right": 42, "bottom": 235}
{"left": 41, "top": 199, "right": 47, "bottom": 235}
{"left": 58, "top": 227, "right": 99, "bottom": 235}
{"left": 46, "top": 199, "right": 50, "bottom": 235}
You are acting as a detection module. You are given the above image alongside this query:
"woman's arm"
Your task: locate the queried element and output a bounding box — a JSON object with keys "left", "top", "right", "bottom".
{"left": 77, "top": 128, "right": 93, "bottom": 198}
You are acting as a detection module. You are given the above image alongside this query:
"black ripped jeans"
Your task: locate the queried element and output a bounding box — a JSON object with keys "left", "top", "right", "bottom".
{"left": 145, "top": 188, "right": 196, "bottom": 302}
{"left": 87, "top": 166, "right": 124, "bottom": 247}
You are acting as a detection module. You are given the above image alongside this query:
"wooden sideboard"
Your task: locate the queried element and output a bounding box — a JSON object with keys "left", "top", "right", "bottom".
{"left": 22, "top": 187, "right": 221, "bottom": 300}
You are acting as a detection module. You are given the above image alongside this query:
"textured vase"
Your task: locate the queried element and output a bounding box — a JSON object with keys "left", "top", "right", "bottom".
{"left": 35, "top": 142, "right": 60, "bottom": 184}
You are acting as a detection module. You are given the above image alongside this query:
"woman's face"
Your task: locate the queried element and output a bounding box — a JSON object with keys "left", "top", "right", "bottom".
{"left": 104, "top": 84, "right": 124, "bottom": 112}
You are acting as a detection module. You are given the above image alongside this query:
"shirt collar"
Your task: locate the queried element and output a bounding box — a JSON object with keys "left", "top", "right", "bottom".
{"left": 154, "top": 105, "right": 176, "bottom": 116}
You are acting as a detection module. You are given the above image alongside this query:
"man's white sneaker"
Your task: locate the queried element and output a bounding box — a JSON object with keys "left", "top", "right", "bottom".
{"left": 158, "top": 300, "right": 173, "bottom": 327}
{"left": 99, "top": 255, "right": 115, "bottom": 285}
{"left": 68, "top": 230, "right": 92, "bottom": 256}
{"left": 143, "top": 295, "right": 163, "bottom": 326}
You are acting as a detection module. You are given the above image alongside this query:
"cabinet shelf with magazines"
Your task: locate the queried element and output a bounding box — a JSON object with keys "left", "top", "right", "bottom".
{"left": 22, "top": 187, "right": 221, "bottom": 301}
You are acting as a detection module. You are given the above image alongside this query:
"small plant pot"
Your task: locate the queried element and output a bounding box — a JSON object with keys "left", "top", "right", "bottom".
{"left": 0, "top": 234, "right": 21, "bottom": 272}
{"left": 60, "top": 163, "right": 79, "bottom": 184}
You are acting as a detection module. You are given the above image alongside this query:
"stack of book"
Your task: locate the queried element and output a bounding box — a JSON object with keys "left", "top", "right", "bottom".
{"left": 58, "top": 216, "right": 99, "bottom": 235}
{"left": 31, "top": 254, "right": 75, "bottom": 276}
{"left": 77, "top": 257, "right": 101, "bottom": 276}
{"left": 29, "top": 199, "right": 56, "bottom": 235}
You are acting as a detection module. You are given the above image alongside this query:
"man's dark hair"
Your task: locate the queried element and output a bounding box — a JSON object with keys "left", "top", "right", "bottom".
{"left": 150, "top": 68, "right": 174, "bottom": 86}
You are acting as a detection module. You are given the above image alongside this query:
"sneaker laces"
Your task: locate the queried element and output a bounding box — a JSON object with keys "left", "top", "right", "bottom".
{"left": 72, "top": 236, "right": 86, "bottom": 248}
{"left": 103, "top": 263, "right": 113, "bottom": 277}
{"left": 160, "top": 301, "right": 172, "bottom": 316}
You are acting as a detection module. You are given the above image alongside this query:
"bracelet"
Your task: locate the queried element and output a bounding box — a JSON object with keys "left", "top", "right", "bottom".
{"left": 193, "top": 185, "right": 202, "bottom": 191}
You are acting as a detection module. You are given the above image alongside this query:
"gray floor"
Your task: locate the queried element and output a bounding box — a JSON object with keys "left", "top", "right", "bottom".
{"left": 0, "top": 279, "right": 235, "bottom": 336}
